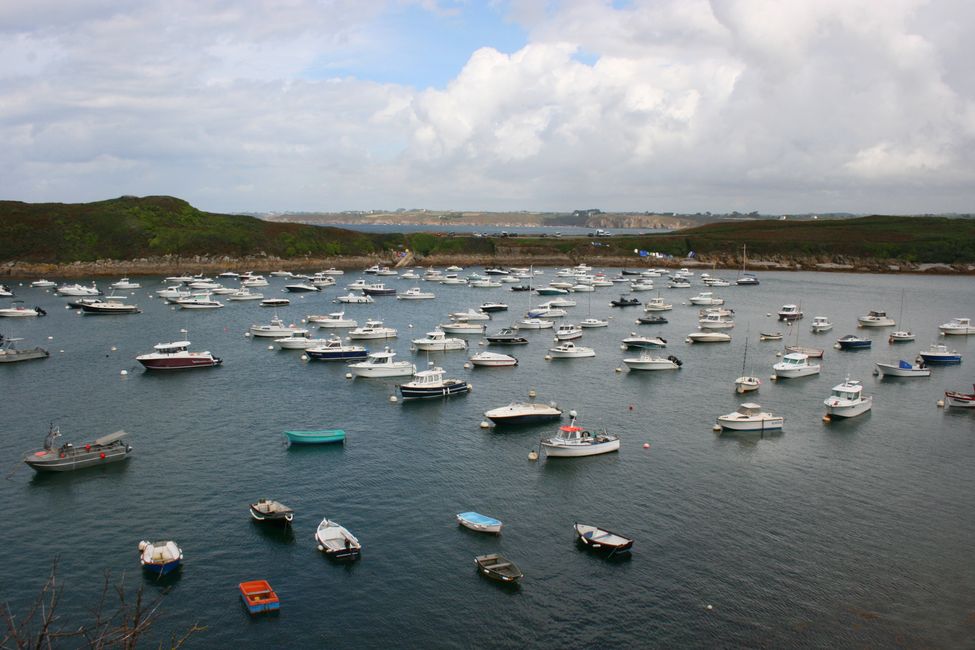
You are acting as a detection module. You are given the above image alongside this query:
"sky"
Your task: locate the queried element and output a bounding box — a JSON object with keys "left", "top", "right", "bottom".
{"left": 2, "top": 0, "right": 974, "bottom": 215}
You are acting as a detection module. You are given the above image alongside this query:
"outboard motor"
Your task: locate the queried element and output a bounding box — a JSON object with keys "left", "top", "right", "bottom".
{"left": 35, "top": 306, "right": 47, "bottom": 317}
{"left": 667, "top": 355, "right": 683, "bottom": 367}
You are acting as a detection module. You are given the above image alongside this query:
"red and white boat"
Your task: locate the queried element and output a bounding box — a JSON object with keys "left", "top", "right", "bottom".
{"left": 944, "top": 385, "right": 975, "bottom": 408}
{"left": 136, "top": 340, "right": 222, "bottom": 371}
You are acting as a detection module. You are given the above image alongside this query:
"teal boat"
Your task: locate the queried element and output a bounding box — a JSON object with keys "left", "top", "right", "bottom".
{"left": 283, "top": 429, "right": 346, "bottom": 445}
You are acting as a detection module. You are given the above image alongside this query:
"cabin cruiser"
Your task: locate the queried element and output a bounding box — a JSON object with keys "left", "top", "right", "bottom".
{"left": 835, "top": 334, "right": 872, "bottom": 350}
{"left": 308, "top": 311, "right": 357, "bottom": 328}
{"left": 772, "top": 352, "right": 821, "bottom": 378}
{"left": 486, "top": 328, "right": 529, "bottom": 345}
{"left": 397, "top": 287, "right": 435, "bottom": 300}
{"left": 777, "top": 304, "right": 803, "bottom": 321}
{"left": 685, "top": 331, "right": 732, "bottom": 344}
{"left": 275, "top": 332, "right": 331, "bottom": 350}
{"left": 554, "top": 324, "right": 583, "bottom": 341}
{"left": 469, "top": 351, "right": 518, "bottom": 367}
{"left": 361, "top": 283, "right": 397, "bottom": 296}
{"left": 284, "top": 281, "right": 320, "bottom": 292}
{"left": 917, "top": 344, "right": 962, "bottom": 364}
{"left": 334, "top": 292, "right": 375, "bottom": 304}
{"left": 347, "top": 319, "right": 398, "bottom": 340}
{"left": 137, "top": 339, "right": 222, "bottom": 370}
{"left": 249, "top": 316, "right": 308, "bottom": 338}
{"left": 824, "top": 378, "right": 873, "bottom": 419}
{"left": 56, "top": 282, "right": 101, "bottom": 297}
{"left": 810, "top": 316, "right": 833, "bottom": 333}
{"left": 857, "top": 310, "right": 895, "bottom": 327}
{"left": 622, "top": 352, "right": 681, "bottom": 371}
{"left": 622, "top": 334, "right": 667, "bottom": 349}
{"left": 80, "top": 299, "right": 141, "bottom": 315}
{"left": 227, "top": 288, "right": 264, "bottom": 301}
{"left": 547, "top": 342, "right": 595, "bottom": 359}
{"left": 348, "top": 348, "right": 415, "bottom": 378}
{"left": 449, "top": 308, "right": 490, "bottom": 322}
{"left": 411, "top": 330, "right": 468, "bottom": 352}
{"left": 698, "top": 312, "right": 735, "bottom": 329}
{"left": 305, "top": 337, "right": 368, "bottom": 361}
{"left": 176, "top": 294, "right": 224, "bottom": 309}
{"left": 439, "top": 321, "right": 486, "bottom": 335}
{"left": 540, "top": 413, "right": 619, "bottom": 457}
{"left": 716, "top": 403, "right": 783, "bottom": 432}
{"left": 644, "top": 296, "right": 673, "bottom": 312}
{"left": 110, "top": 278, "right": 141, "bottom": 290}
{"left": 579, "top": 317, "right": 609, "bottom": 328}
{"left": 688, "top": 292, "right": 724, "bottom": 306}
{"left": 397, "top": 367, "right": 471, "bottom": 399}
{"left": 30, "top": 279, "right": 57, "bottom": 288}
{"left": 938, "top": 317, "right": 975, "bottom": 336}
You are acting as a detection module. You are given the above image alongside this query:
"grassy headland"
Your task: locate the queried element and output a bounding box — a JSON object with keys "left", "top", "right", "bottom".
{"left": 1, "top": 197, "right": 973, "bottom": 276}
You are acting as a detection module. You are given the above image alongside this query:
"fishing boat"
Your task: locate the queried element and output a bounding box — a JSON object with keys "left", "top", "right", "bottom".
{"left": 136, "top": 339, "right": 222, "bottom": 370}
{"left": 239, "top": 580, "right": 280, "bottom": 615}
{"left": 554, "top": 324, "right": 583, "bottom": 341}
{"left": 361, "top": 283, "right": 397, "bottom": 296}
{"left": 917, "top": 344, "right": 962, "bottom": 365}
{"left": 250, "top": 316, "right": 307, "bottom": 338}
{"left": 772, "top": 352, "right": 821, "bottom": 379}
{"left": 540, "top": 413, "right": 620, "bottom": 457}
{"left": 308, "top": 311, "right": 357, "bottom": 328}
{"left": 637, "top": 315, "right": 668, "bottom": 325}
{"left": 610, "top": 295, "right": 641, "bottom": 307}
{"left": 226, "top": 288, "right": 264, "bottom": 301}
{"left": 824, "top": 378, "right": 873, "bottom": 419}
{"left": 573, "top": 523, "right": 634, "bottom": 554}
{"left": 348, "top": 348, "right": 415, "bottom": 378}
{"left": 622, "top": 352, "right": 682, "bottom": 371}
{"left": 944, "top": 385, "right": 975, "bottom": 408}
{"left": 439, "top": 321, "right": 486, "bottom": 335}
{"left": 23, "top": 426, "right": 132, "bottom": 472}
{"left": 80, "top": 299, "right": 142, "bottom": 315}
{"left": 484, "top": 402, "right": 563, "bottom": 426}
{"left": 685, "top": 331, "right": 732, "bottom": 344}
{"left": 176, "top": 294, "right": 224, "bottom": 309}
{"left": 777, "top": 304, "right": 803, "bottom": 321}
{"left": 457, "top": 512, "right": 502, "bottom": 534}
{"left": 0, "top": 336, "right": 49, "bottom": 363}
{"left": 305, "top": 338, "right": 368, "bottom": 361}
{"left": 547, "top": 342, "right": 595, "bottom": 358}
{"left": 249, "top": 499, "right": 294, "bottom": 523}
{"left": 688, "top": 291, "right": 724, "bottom": 306}
{"left": 857, "top": 310, "right": 896, "bottom": 327}
{"left": 644, "top": 296, "right": 673, "bottom": 312}
{"left": 874, "top": 359, "right": 930, "bottom": 378}
{"left": 716, "top": 403, "right": 784, "bottom": 431}
{"left": 474, "top": 553, "right": 523, "bottom": 583}
{"left": 469, "top": 351, "right": 518, "bottom": 367}
{"left": 835, "top": 334, "right": 872, "bottom": 350}
{"left": 398, "top": 367, "right": 471, "bottom": 399}
{"left": 485, "top": 328, "right": 529, "bottom": 345}
{"left": 810, "top": 316, "right": 833, "bottom": 333}
{"left": 139, "top": 540, "right": 182, "bottom": 575}
{"left": 283, "top": 429, "right": 346, "bottom": 444}
{"left": 397, "top": 287, "right": 435, "bottom": 300}
{"left": 412, "top": 330, "right": 467, "bottom": 352}
{"left": 110, "top": 278, "right": 141, "bottom": 290}
{"left": 347, "top": 319, "right": 398, "bottom": 339}
{"left": 621, "top": 334, "right": 667, "bottom": 349}
{"left": 939, "top": 317, "right": 975, "bottom": 336}
{"left": 314, "top": 518, "right": 361, "bottom": 560}
{"left": 579, "top": 318, "right": 609, "bottom": 328}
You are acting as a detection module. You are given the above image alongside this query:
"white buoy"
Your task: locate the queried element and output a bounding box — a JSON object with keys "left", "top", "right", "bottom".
{"left": 528, "top": 388, "right": 537, "bottom": 399}
{"left": 712, "top": 424, "right": 721, "bottom": 431}
{"left": 267, "top": 345, "right": 274, "bottom": 350}
{"left": 244, "top": 332, "right": 251, "bottom": 337}
{"left": 615, "top": 367, "right": 622, "bottom": 373}
{"left": 345, "top": 372, "right": 353, "bottom": 379}
{"left": 544, "top": 354, "right": 552, "bottom": 360}
{"left": 463, "top": 362, "right": 471, "bottom": 369}
{"left": 822, "top": 414, "right": 831, "bottom": 422}
{"left": 120, "top": 370, "right": 128, "bottom": 376}
{"left": 569, "top": 409, "right": 577, "bottom": 418}
{"left": 766, "top": 313, "right": 771, "bottom": 317}
{"left": 528, "top": 450, "right": 538, "bottom": 461}
{"left": 65, "top": 305, "right": 70, "bottom": 309}
{"left": 770, "top": 375, "right": 777, "bottom": 380}
{"left": 389, "top": 395, "right": 398, "bottom": 402}
{"left": 937, "top": 399, "right": 945, "bottom": 408}
{"left": 47, "top": 336, "right": 53, "bottom": 340}
{"left": 775, "top": 351, "right": 782, "bottom": 357}
{"left": 480, "top": 421, "right": 490, "bottom": 428}
{"left": 300, "top": 354, "right": 308, "bottom": 361}
{"left": 111, "top": 346, "right": 117, "bottom": 352}
{"left": 706, "top": 604, "right": 713, "bottom": 611}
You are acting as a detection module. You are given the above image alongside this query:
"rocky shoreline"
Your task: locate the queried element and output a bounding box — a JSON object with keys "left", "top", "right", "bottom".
{"left": 2, "top": 253, "right": 973, "bottom": 279}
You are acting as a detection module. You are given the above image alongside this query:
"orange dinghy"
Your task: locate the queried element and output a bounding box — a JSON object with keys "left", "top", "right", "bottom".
{"left": 239, "top": 580, "right": 280, "bottom": 615}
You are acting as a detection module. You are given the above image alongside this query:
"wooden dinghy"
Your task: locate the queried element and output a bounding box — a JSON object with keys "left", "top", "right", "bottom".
{"left": 474, "top": 553, "right": 523, "bottom": 583}
{"left": 573, "top": 523, "right": 634, "bottom": 555}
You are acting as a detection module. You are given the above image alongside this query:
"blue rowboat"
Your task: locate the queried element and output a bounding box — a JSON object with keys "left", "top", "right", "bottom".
{"left": 283, "top": 429, "right": 346, "bottom": 445}
{"left": 456, "top": 511, "right": 503, "bottom": 534}
{"left": 835, "top": 335, "right": 872, "bottom": 350}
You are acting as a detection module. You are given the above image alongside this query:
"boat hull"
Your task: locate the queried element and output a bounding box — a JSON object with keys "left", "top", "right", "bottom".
{"left": 398, "top": 381, "right": 471, "bottom": 399}
{"left": 825, "top": 397, "right": 873, "bottom": 418}
{"left": 875, "top": 363, "right": 930, "bottom": 377}
{"left": 542, "top": 438, "right": 620, "bottom": 457}
{"left": 239, "top": 580, "right": 280, "bottom": 615}
{"left": 0, "top": 348, "right": 49, "bottom": 363}
{"left": 25, "top": 443, "right": 132, "bottom": 472}
{"left": 305, "top": 348, "right": 367, "bottom": 361}
{"left": 945, "top": 392, "right": 975, "bottom": 407}
{"left": 457, "top": 512, "right": 502, "bottom": 534}
{"left": 772, "top": 365, "right": 820, "bottom": 379}
{"left": 717, "top": 416, "right": 783, "bottom": 431}
{"left": 574, "top": 523, "right": 633, "bottom": 553}
{"left": 137, "top": 356, "right": 222, "bottom": 370}
{"left": 284, "top": 430, "right": 346, "bottom": 444}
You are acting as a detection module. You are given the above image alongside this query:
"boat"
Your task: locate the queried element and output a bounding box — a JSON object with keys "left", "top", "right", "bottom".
{"left": 622, "top": 352, "right": 682, "bottom": 371}
{"left": 698, "top": 312, "right": 735, "bottom": 329}
{"left": 30, "top": 279, "right": 56, "bottom": 288}
{"left": 939, "top": 317, "right": 975, "bottom": 336}
{"left": 917, "top": 344, "right": 962, "bottom": 364}
{"left": 621, "top": 334, "right": 667, "bottom": 349}
{"left": 784, "top": 344, "right": 825, "bottom": 358}
{"left": 824, "top": 378, "right": 873, "bottom": 418}
{"left": 347, "top": 319, "right": 397, "bottom": 339}
{"left": 239, "top": 580, "right": 280, "bottom": 615}
{"left": 637, "top": 314, "right": 668, "bottom": 325}
{"left": 772, "top": 352, "right": 821, "bottom": 378}
{"left": 226, "top": 288, "right": 264, "bottom": 301}
{"left": 527, "top": 306, "right": 567, "bottom": 319}
{"left": 23, "top": 426, "right": 132, "bottom": 472}
{"left": 361, "top": 283, "right": 397, "bottom": 296}
{"left": 479, "top": 302, "right": 508, "bottom": 313}
{"left": 450, "top": 308, "right": 491, "bottom": 322}
{"left": 516, "top": 317, "right": 555, "bottom": 330}
{"left": 250, "top": 316, "right": 308, "bottom": 338}
{"left": 554, "top": 324, "right": 583, "bottom": 341}
{"left": 275, "top": 332, "right": 330, "bottom": 350}
{"left": 485, "top": 328, "right": 529, "bottom": 345}
{"left": 735, "top": 245, "right": 760, "bottom": 285}
{"left": 305, "top": 338, "right": 368, "bottom": 361}
{"left": 857, "top": 310, "right": 896, "bottom": 327}
{"left": 734, "top": 331, "right": 761, "bottom": 393}
{"left": 544, "top": 297, "right": 576, "bottom": 308}
{"left": 685, "top": 331, "right": 732, "bottom": 343}
{"left": 412, "top": 330, "right": 467, "bottom": 351}
{"left": 835, "top": 334, "right": 872, "bottom": 350}
{"left": 540, "top": 413, "right": 620, "bottom": 457}
{"left": 469, "top": 351, "right": 518, "bottom": 367}
{"left": 284, "top": 282, "right": 320, "bottom": 292}
{"left": 240, "top": 275, "right": 269, "bottom": 287}
{"left": 0, "top": 336, "right": 49, "bottom": 363}
{"left": 0, "top": 302, "right": 46, "bottom": 318}
{"left": 484, "top": 267, "right": 510, "bottom": 276}
{"left": 56, "top": 282, "right": 101, "bottom": 297}
{"left": 137, "top": 339, "right": 222, "bottom": 370}
{"left": 322, "top": 267, "right": 345, "bottom": 276}
{"left": 547, "top": 342, "right": 595, "bottom": 358}
{"left": 398, "top": 367, "right": 471, "bottom": 399}
{"left": 888, "top": 330, "right": 915, "bottom": 343}
{"left": 176, "top": 294, "right": 224, "bottom": 309}
{"left": 439, "top": 321, "right": 486, "bottom": 335}
{"left": 334, "top": 292, "right": 375, "bottom": 304}
{"left": 668, "top": 278, "right": 691, "bottom": 289}
{"left": 314, "top": 518, "right": 361, "bottom": 560}
{"left": 348, "top": 348, "right": 415, "bottom": 378}
{"left": 716, "top": 403, "right": 784, "bottom": 431}
{"left": 944, "top": 385, "right": 975, "bottom": 408}
{"left": 308, "top": 311, "right": 357, "bottom": 328}
{"left": 810, "top": 316, "right": 833, "bottom": 333}
{"left": 474, "top": 553, "right": 523, "bottom": 583}
{"left": 457, "top": 512, "right": 502, "bottom": 534}
{"left": 269, "top": 270, "right": 293, "bottom": 278}
{"left": 139, "top": 540, "right": 183, "bottom": 575}
{"left": 110, "top": 278, "right": 141, "bottom": 290}
{"left": 397, "top": 287, "right": 435, "bottom": 300}
{"left": 759, "top": 331, "right": 783, "bottom": 341}
{"left": 573, "top": 523, "right": 633, "bottom": 554}
{"left": 260, "top": 298, "right": 291, "bottom": 307}
{"left": 80, "top": 299, "right": 142, "bottom": 315}
{"left": 510, "top": 285, "right": 531, "bottom": 292}
{"left": 283, "top": 429, "right": 346, "bottom": 444}
{"left": 610, "top": 295, "right": 641, "bottom": 307}
{"left": 484, "top": 402, "right": 563, "bottom": 426}
{"left": 688, "top": 292, "right": 724, "bottom": 306}
{"left": 249, "top": 499, "right": 294, "bottom": 523}
{"left": 875, "top": 359, "right": 931, "bottom": 378}
{"left": 536, "top": 286, "right": 569, "bottom": 296}
{"left": 579, "top": 318, "right": 609, "bottom": 328}
{"left": 470, "top": 279, "right": 502, "bottom": 288}
{"left": 777, "top": 304, "right": 803, "bottom": 321}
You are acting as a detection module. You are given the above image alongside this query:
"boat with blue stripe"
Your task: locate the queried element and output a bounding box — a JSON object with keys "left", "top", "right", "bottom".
{"left": 284, "top": 429, "right": 346, "bottom": 445}
{"left": 456, "top": 512, "right": 503, "bottom": 534}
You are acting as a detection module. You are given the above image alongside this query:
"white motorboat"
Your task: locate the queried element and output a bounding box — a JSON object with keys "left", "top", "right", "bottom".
{"left": 411, "top": 330, "right": 467, "bottom": 352}
{"left": 810, "top": 316, "right": 833, "bottom": 333}
{"left": 469, "top": 351, "right": 518, "bottom": 367}
{"left": 528, "top": 306, "right": 567, "bottom": 319}
{"left": 188, "top": 280, "right": 221, "bottom": 290}
{"left": 226, "top": 288, "right": 264, "bottom": 301}
{"left": 629, "top": 280, "right": 655, "bottom": 291}
{"left": 480, "top": 302, "right": 509, "bottom": 312}
{"left": 176, "top": 294, "right": 224, "bottom": 309}
{"left": 579, "top": 318, "right": 608, "bottom": 328}
{"left": 944, "top": 385, "right": 975, "bottom": 408}
{"left": 261, "top": 298, "right": 290, "bottom": 308}
{"left": 0, "top": 303, "right": 46, "bottom": 318}
{"left": 716, "top": 403, "right": 784, "bottom": 432}
{"left": 554, "top": 324, "right": 583, "bottom": 341}
{"left": 622, "top": 352, "right": 682, "bottom": 371}
{"left": 362, "top": 283, "right": 397, "bottom": 296}
{"left": 284, "top": 282, "right": 320, "bottom": 292}
{"left": 888, "top": 330, "right": 915, "bottom": 343}
{"left": 688, "top": 292, "right": 724, "bottom": 306}
{"left": 308, "top": 311, "right": 357, "bottom": 328}
{"left": 348, "top": 348, "right": 415, "bottom": 378}
{"left": 572, "top": 284, "right": 595, "bottom": 292}
{"left": 917, "top": 344, "right": 962, "bottom": 364}
{"left": 470, "top": 279, "right": 502, "bottom": 288}
{"left": 269, "top": 270, "right": 293, "bottom": 278}
{"left": 484, "top": 402, "right": 563, "bottom": 425}
{"left": 275, "top": 333, "right": 331, "bottom": 350}
{"left": 734, "top": 376, "right": 762, "bottom": 393}
{"left": 346, "top": 279, "right": 369, "bottom": 290}
{"left": 30, "top": 279, "right": 57, "bottom": 288}
{"left": 668, "top": 278, "right": 691, "bottom": 289}
{"left": 857, "top": 310, "right": 895, "bottom": 327}
{"left": 540, "top": 413, "right": 620, "bottom": 458}
{"left": 824, "top": 378, "right": 873, "bottom": 418}
{"left": 310, "top": 274, "right": 337, "bottom": 287}
{"left": 450, "top": 308, "right": 491, "bottom": 322}
{"left": 439, "top": 321, "right": 486, "bottom": 335}
{"left": 321, "top": 267, "right": 345, "bottom": 276}
{"left": 398, "top": 367, "right": 471, "bottom": 399}
{"left": 772, "top": 352, "right": 821, "bottom": 378}
{"left": 305, "top": 337, "right": 368, "bottom": 361}
{"left": 348, "top": 319, "right": 398, "bottom": 340}
{"left": 57, "top": 282, "right": 101, "bottom": 297}
{"left": 249, "top": 316, "right": 308, "bottom": 338}
{"left": 699, "top": 312, "right": 735, "bottom": 329}
{"left": 156, "top": 286, "right": 190, "bottom": 299}
{"left": 938, "top": 317, "right": 975, "bottom": 336}
{"left": 547, "top": 342, "right": 595, "bottom": 359}
{"left": 644, "top": 296, "right": 673, "bottom": 312}
{"left": 314, "top": 518, "right": 361, "bottom": 560}
{"left": 685, "top": 331, "right": 732, "bottom": 344}
{"left": 334, "top": 293, "right": 375, "bottom": 304}
{"left": 874, "top": 359, "right": 931, "bottom": 378}
{"left": 241, "top": 276, "right": 268, "bottom": 287}
{"left": 80, "top": 299, "right": 142, "bottom": 315}
{"left": 622, "top": 334, "right": 667, "bottom": 349}
{"left": 397, "top": 287, "right": 435, "bottom": 300}
{"left": 110, "top": 278, "right": 141, "bottom": 290}
{"left": 777, "top": 304, "right": 803, "bottom": 321}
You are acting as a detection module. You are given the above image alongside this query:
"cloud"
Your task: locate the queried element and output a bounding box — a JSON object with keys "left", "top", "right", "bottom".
{"left": 1, "top": 0, "right": 974, "bottom": 213}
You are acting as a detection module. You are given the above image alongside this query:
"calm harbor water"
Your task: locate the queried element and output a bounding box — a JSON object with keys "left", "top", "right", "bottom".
{"left": 1, "top": 269, "right": 973, "bottom": 648}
